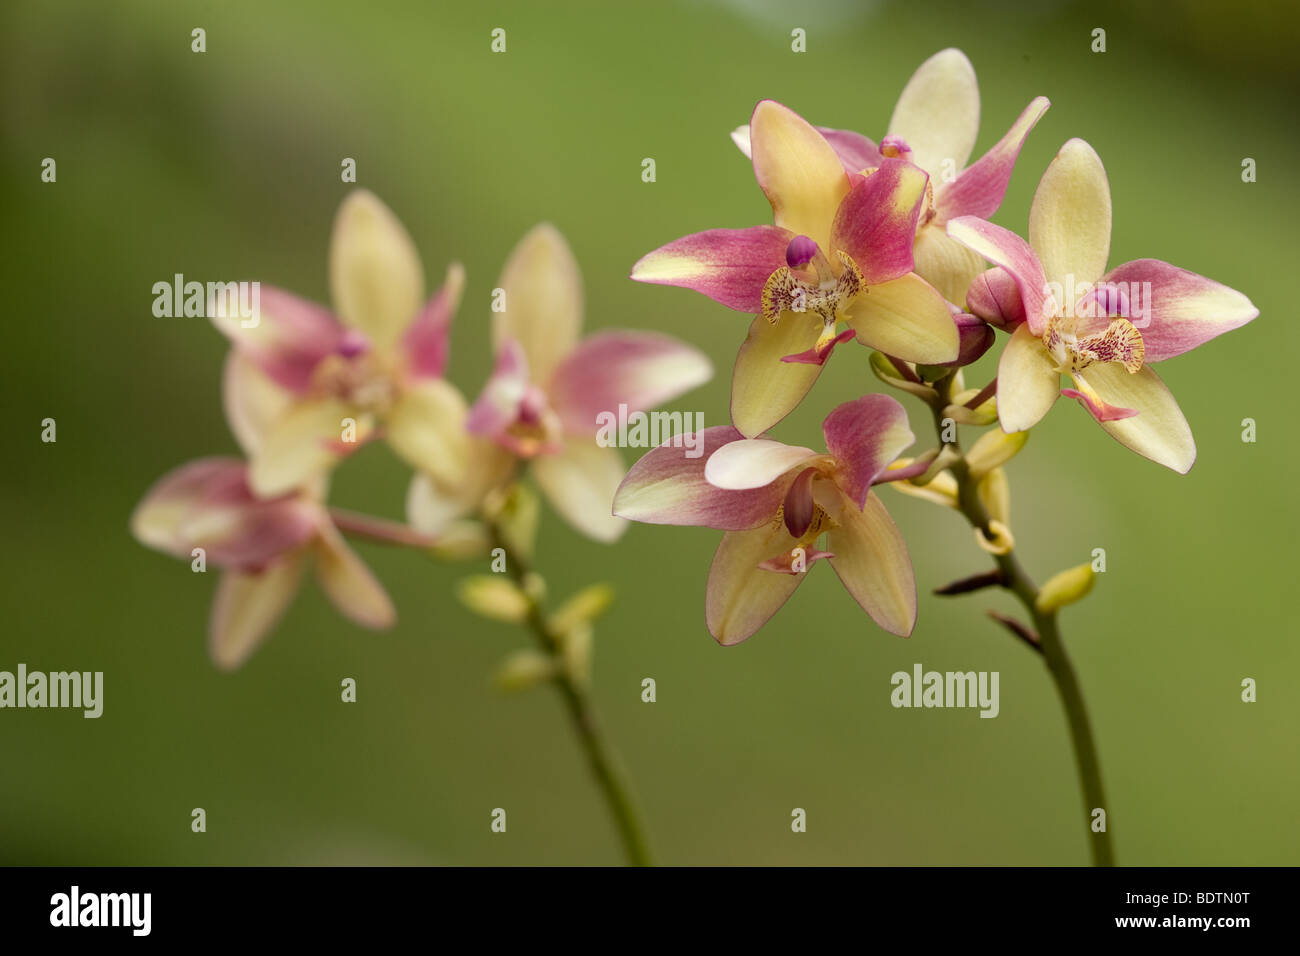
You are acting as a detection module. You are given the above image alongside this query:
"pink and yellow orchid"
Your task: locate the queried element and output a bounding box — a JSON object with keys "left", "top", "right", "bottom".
{"left": 612, "top": 394, "right": 917, "bottom": 644}
{"left": 947, "top": 138, "right": 1258, "bottom": 473}
{"left": 456, "top": 224, "right": 713, "bottom": 542}
{"left": 214, "top": 189, "right": 476, "bottom": 500}
{"left": 631, "top": 100, "right": 959, "bottom": 437}
{"left": 730, "top": 49, "right": 1050, "bottom": 306}
{"left": 130, "top": 458, "right": 395, "bottom": 670}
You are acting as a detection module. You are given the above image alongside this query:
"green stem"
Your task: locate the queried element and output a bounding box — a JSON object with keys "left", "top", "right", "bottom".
{"left": 932, "top": 385, "right": 1115, "bottom": 866}
{"left": 485, "top": 519, "right": 654, "bottom": 867}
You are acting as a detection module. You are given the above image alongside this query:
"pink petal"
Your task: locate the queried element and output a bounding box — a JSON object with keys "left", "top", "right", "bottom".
{"left": 402, "top": 262, "right": 464, "bottom": 380}
{"left": 612, "top": 427, "right": 786, "bottom": 531}
{"left": 817, "top": 127, "right": 883, "bottom": 173}
{"left": 630, "top": 226, "right": 793, "bottom": 313}
{"left": 548, "top": 331, "right": 712, "bottom": 436}
{"left": 830, "top": 159, "right": 927, "bottom": 285}
{"left": 935, "top": 96, "right": 1050, "bottom": 222}
{"left": 1100, "top": 259, "right": 1258, "bottom": 362}
{"left": 946, "top": 216, "right": 1056, "bottom": 335}
{"left": 821, "top": 395, "right": 915, "bottom": 509}
{"left": 1060, "top": 387, "right": 1138, "bottom": 422}
{"left": 965, "top": 266, "right": 1026, "bottom": 330}
{"left": 780, "top": 328, "right": 856, "bottom": 365}
{"left": 131, "top": 458, "right": 320, "bottom": 571}
{"left": 213, "top": 286, "right": 346, "bottom": 394}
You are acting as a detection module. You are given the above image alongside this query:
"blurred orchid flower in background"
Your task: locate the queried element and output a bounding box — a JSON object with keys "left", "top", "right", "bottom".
{"left": 612, "top": 394, "right": 917, "bottom": 644}
{"left": 728, "top": 49, "right": 1049, "bottom": 306}
{"left": 131, "top": 458, "right": 395, "bottom": 670}
{"left": 633, "top": 99, "right": 958, "bottom": 436}
{"left": 947, "top": 138, "right": 1258, "bottom": 473}
{"left": 213, "top": 189, "right": 475, "bottom": 499}
{"left": 462, "top": 224, "right": 712, "bottom": 542}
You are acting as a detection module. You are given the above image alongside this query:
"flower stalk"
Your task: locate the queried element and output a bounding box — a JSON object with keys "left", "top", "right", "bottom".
{"left": 928, "top": 375, "right": 1114, "bottom": 866}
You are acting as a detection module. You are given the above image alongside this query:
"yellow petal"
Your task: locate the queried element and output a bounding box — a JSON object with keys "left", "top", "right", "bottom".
{"left": 208, "top": 556, "right": 305, "bottom": 670}
{"left": 329, "top": 190, "right": 425, "bottom": 351}
{"left": 820, "top": 487, "right": 916, "bottom": 636}
{"left": 494, "top": 223, "right": 583, "bottom": 384}
{"left": 249, "top": 397, "right": 361, "bottom": 498}
{"left": 730, "top": 312, "right": 824, "bottom": 437}
{"left": 912, "top": 224, "right": 986, "bottom": 306}
{"left": 1072, "top": 364, "right": 1195, "bottom": 473}
{"left": 222, "top": 352, "right": 292, "bottom": 456}
{"left": 1028, "top": 139, "right": 1111, "bottom": 292}
{"left": 887, "top": 48, "right": 980, "bottom": 177}
{"left": 313, "top": 524, "right": 396, "bottom": 630}
{"left": 706, "top": 521, "right": 805, "bottom": 645}
{"left": 843, "top": 272, "right": 959, "bottom": 364}
{"left": 386, "top": 379, "right": 474, "bottom": 489}
{"left": 749, "top": 100, "right": 848, "bottom": 249}
{"left": 530, "top": 440, "right": 628, "bottom": 543}
{"left": 997, "top": 324, "right": 1058, "bottom": 432}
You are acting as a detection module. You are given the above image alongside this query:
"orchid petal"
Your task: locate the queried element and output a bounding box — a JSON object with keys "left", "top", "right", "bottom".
{"left": 222, "top": 352, "right": 293, "bottom": 457}
{"left": 208, "top": 555, "right": 305, "bottom": 670}
{"left": 706, "top": 523, "right": 807, "bottom": 645}
{"left": 629, "top": 226, "right": 793, "bottom": 313}
{"left": 704, "top": 438, "right": 822, "bottom": 491}
{"left": 946, "top": 217, "right": 1055, "bottom": 335}
{"left": 749, "top": 100, "right": 850, "bottom": 249}
{"left": 612, "top": 427, "right": 786, "bottom": 530}
{"left": 936, "top": 96, "right": 1050, "bottom": 221}
{"left": 329, "top": 190, "right": 425, "bottom": 352}
{"left": 965, "top": 265, "right": 1027, "bottom": 330}
{"left": 1071, "top": 364, "right": 1195, "bottom": 473}
{"left": 822, "top": 395, "right": 914, "bottom": 508}
{"left": 387, "top": 379, "right": 475, "bottom": 489}
{"left": 402, "top": 262, "right": 464, "bottom": 380}
{"left": 313, "top": 523, "right": 397, "bottom": 630}
{"left": 494, "top": 223, "right": 583, "bottom": 383}
{"left": 549, "top": 331, "right": 712, "bottom": 435}
{"left": 531, "top": 440, "right": 628, "bottom": 543}
{"left": 912, "top": 225, "right": 987, "bottom": 305}
{"left": 730, "top": 313, "right": 825, "bottom": 437}
{"left": 830, "top": 159, "right": 927, "bottom": 285}
{"left": 1028, "top": 138, "right": 1112, "bottom": 290}
{"left": 819, "top": 485, "right": 916, "bottom": 637}
{"left": 842, "top": 272, "right": 959, "bottom": 364}
{"left": 887, "top": 48, "right": 980, "bottom": 178}
{"left": 406, "top": 440, "right": 516, "bottom": 536}
{"left": 1100, "top": 259, "right": 1258, "bottom": 362}
{"left": 249, "top": 397, "right": 363, "bottom": 498}
{"left": 210, "top": 285, "right": 344, "bottom": 394}
{"left": 997, "top": 323, "right": 1060, "bottom": 432}
{"left": 818, "top": 127, "right": 884, "bottom": 173}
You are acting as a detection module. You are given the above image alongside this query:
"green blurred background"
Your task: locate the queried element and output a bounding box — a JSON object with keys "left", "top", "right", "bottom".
{"left": 2, "top": 0, "right": 1296, "bottom": 865}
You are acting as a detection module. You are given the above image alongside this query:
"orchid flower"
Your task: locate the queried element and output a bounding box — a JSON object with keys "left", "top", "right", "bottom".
{"left": 214, "top": 189, "right": 481, "bottom": 500}
{"left": 612, "top": 394, "right": 917, "bottom": 644}
{"left": 631, "top": 100, "right": 959, "bottom": 437}
{"left": 730, "top": 49, "right": 1050, "bottom": 307}
{"left": 947, "top": 138, "right": 1258, "bottom": 472}
{"left": 130, "top": 458, "right": 395, "bottom": 670}
{"left": 456, "top": 224, "right": 713, "bottom": 543}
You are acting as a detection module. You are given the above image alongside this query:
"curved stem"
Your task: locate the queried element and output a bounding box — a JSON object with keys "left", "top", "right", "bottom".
{"left": 932, "top": 389, "right": 1114, "bottom": 866}
{"left": 485, "top": 519, "right": 654, "bottom": 867}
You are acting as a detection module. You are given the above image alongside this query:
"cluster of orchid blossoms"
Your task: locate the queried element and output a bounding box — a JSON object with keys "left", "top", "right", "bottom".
{"left": 131, "top": 190, "right": 712, "bottom": 672}
{"left": 616, "top": 48, "right": 1257, "bottom": 650}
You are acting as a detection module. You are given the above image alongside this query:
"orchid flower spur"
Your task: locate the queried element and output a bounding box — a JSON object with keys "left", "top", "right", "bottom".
{"left": 729, "top": 49, "right": 1050, "bottom": 308}
{"left": 612, "top": 394, "right": 917, "bottom": 644}
{"left": 947, "top": 138, "right": 1258, "bottom": 472}
{"left": 130, "top": 458, "right": 395, "bottom": 670}
{"left": 214, "top": 189, "right": 478, "bottom": 499}
{"left": 461, "top": 223, "right": 712, "bottom": 543}
{"left": 631, "top": 100, "right": 959, "bottom": 437}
